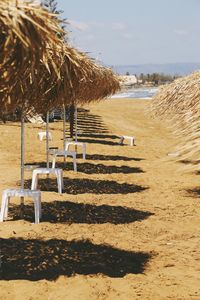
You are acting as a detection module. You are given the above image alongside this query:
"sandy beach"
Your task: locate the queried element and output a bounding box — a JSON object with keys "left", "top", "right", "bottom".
{"left": 0, "top": 98, "right": 200, "bottom": 300}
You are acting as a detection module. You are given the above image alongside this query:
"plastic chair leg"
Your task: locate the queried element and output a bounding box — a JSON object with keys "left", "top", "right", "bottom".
{"left": 52, "top": 156, "right": 56, "bottom": 168}
{"left": 0, "top": 193, "right": 7, "bottom": 222}
{"left": 83, "top": 146, "right": 86, "bottom": 159}
{"left": 31, "top": 172, "right": 38, "bottom": 190}
{"left": 56, "top": 171, "right": 63, "bottom": 194}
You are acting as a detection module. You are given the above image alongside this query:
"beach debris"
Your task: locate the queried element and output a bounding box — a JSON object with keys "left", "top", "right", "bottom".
{"left": 26, "top": 114, "right": 45, "bottom": 124}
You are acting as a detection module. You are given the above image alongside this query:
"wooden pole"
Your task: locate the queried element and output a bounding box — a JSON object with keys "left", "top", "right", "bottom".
{"left": 63, "top": 105, "right": 66, "bottom": 166}
{"left": 69, "top": 104, "right": 75, "bottom": 139}
{"left": 75, "top": 105, "right": 78, "bottom": 143}
{"left": 46, "top": 112, "right": 49, "bottom": 168}
{"left": 20, "top": 114, "right": 25, "bottom": 217}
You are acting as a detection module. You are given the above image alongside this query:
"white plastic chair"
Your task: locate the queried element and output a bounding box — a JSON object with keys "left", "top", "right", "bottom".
{"left": 38, "top": 131, "right": 52, "bottom": 141}
{"left": 0, "top": 189, "right": 41, "bottom": 224}
{"left": 49, "top": 149, "right": 77, "bottom": 172}
{"left": 31, "top": 168, "right": 63, "bottom": 194}
{"left": 64, "top": 141, "right": 86, "bottom": 159}
{"left": 119, "top": 135, "right": 135, "bottom": 146}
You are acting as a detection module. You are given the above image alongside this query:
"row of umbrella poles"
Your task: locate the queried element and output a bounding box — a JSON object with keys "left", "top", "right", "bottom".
{"left": 18, "top": 104, "right": 79, "bottom": 214}
{"left": 0, "top": 0, "right": 120, "bottom": 216}
{"left": 45, "top": 105, "right": 78, "bottom": 169}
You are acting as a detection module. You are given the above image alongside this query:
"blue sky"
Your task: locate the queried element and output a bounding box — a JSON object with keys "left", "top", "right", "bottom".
{"left": 57, "top": 0, "right": 200, "bottom": 66}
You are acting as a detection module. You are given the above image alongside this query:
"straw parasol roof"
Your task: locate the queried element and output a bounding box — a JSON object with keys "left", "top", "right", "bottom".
{"left": 0, "top": 0, "right": 120, "bottom": 121}
{"left": 0, "top": 0, "right": 120, "bottom": 118}
{"left": 37, "top": 45, "right": 120, "bottom": 112}
{"left": 64, "top": 48, "right": 120, "bottom": 105}
{"left": 150, "top": 71, "right": 200, "bottom": 166}
{"left": 0, "top": 0, "right": 68, "bottom": 116}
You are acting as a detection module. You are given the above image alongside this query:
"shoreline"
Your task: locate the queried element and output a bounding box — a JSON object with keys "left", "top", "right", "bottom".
{"left": 110, "top": 86, "right": 158, "bottom": 99}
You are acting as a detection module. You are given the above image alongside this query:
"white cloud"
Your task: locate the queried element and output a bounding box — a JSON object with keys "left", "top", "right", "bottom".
{"left": 122, "top": 33, "right": 133, "bottom": 39}
{"left": 174, "top": 29, "right": 189, "bottom": 36}
{"left": 111, "top": 22, "right": 126, "bottom": 30}
{"left": 68, "top": 20, "right": 89, "bottom": 31}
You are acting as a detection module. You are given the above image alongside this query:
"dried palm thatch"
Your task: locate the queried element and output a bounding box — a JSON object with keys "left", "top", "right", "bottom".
{"left": 4, "top": 45, "right": 120, "bottom": 117}
{"left": 0, "top": 0, "right": 120, "bottom": 118}
{"left": 0, "top": 0, "right": 120, "bottom": 122}
{"left": 0, "top": 0, "right": 68, "bottom": 116}
{"left": 37, "top": 45, "right": 120, "bottom": 112}
{"left": 66, "top": 50, "right": 120, "bottom": 105}
{"left": 150, "top": 71, "right": 200, "bottom": 168}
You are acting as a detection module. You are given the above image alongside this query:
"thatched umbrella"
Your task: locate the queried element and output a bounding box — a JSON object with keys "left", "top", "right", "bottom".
{"left": 29, "top": 43, "right": 120, "bottom": 156}
{"left": 0, "top": 0, "right": 120, "bottom": 186}
{"left": 150, "top": 71, "right": 200, "bottom": 166}
{"left": 0, "top": 1, "right": 120, "bottom": 116}
{"left": 46, "top": 48, "right": 120, "bottom": 164}
{"left": 72, "top": 64, "right": 120, "bottom": 142}
{"left": 60, "top": 50, "right": 120, "bottom": 152}
{"left": 38, "top": 42, "right": 120, "bottom": 153}
{"left": 0, "top": 0, "right": 68, "bottom": 117}
{"left": 151, "top": 72, "right": 200, "bottom": 121}
{"left": 50, "top": 45, "right": 120, "bottom": 108}
{"left": 0, "top": 0, "right": 78, "bottom": 216}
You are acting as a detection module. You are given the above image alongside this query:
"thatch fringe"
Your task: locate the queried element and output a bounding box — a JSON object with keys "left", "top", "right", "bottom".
{"left": 150, "top": 71, "right": 200, "bottom": 169}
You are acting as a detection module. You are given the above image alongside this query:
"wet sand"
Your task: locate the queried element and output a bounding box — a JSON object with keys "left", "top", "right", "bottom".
{"left": 0, "top": 99, "right": 200, "bottom": 299}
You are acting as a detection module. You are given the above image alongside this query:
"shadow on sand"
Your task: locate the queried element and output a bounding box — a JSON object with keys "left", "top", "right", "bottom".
{"left": 77, "top": 133, "right": 120, "bottom": 140}
{"left": 77, "top": 138, "right": 122, "bottom": 146}
{"left": 76, "top": 153, "right": 144, "bottom": 162}
{"left": 185, "top": 187, "right": 200, "bottom": 198}
{"left": 28, "top": 161, "right": 144, "bottom": 174}
{"left": 8, "top": 200, "right": 153, "bottom": 224}
{"left": 24, "top": 178, "right": 148, "bottom": 194}
{"left": 179, "top": 159, "right": 200, "bottom": 165}
{"left": 184, "top": 170, "right": 200, "bottom": 197}
{"left": 0, "top": 238, "right": 152, "bottom": 280}
{"left": 72, "top": 163, "right": 144, "bottom": 174}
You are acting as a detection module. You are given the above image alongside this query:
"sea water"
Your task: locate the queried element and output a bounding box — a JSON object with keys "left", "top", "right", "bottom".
{"left": 111, "top": 87, "right": 158, "bottom": 99}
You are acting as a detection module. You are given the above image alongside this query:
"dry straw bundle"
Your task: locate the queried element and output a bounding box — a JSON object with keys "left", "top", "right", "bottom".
{"left": 150, "top": 71, "right": 200, "bottom": 167}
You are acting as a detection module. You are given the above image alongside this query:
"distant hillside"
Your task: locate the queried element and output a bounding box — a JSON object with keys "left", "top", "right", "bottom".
{"left": 111, "top": 63, "right": 200, "bottom": 76}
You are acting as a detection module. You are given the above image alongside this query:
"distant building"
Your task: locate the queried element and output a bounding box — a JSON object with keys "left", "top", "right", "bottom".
{"left": 119, "top": 75, "right": 137, "bottom": 87}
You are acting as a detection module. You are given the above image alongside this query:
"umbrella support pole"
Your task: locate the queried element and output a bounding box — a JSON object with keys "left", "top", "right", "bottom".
{"left": 20, "top": 115, "right": 25, "bottom": 218}
{"left": 63, "top": 105, "right": 66, "bottom": 167}
{"left": 75, "top": 105, "right": 78, "bottom": 153}
{"left": 46, "top": 112, "right": 50, "bottom": 183}
{"left": 75, "top": 105, "right": 78, "bottom": 143}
